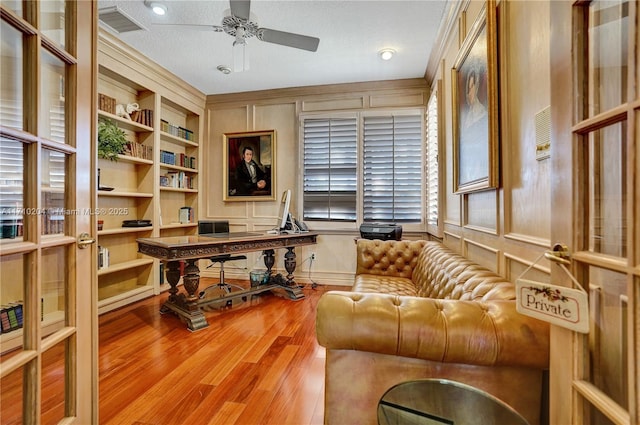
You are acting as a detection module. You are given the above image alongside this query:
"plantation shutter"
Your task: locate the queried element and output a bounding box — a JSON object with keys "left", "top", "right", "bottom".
{"left": 363, "top": 115, "right": 422, "bottom": 222}
{"left": 303, "top": 117, "right": 357, "bottom": 221}
{"left": 426, "top": 92, "right": 439, "bottom": 227}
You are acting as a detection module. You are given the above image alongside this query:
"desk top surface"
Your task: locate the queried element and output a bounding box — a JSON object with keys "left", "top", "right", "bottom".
{"left": 137, "top": 231, "right": 318, "bottom": 260}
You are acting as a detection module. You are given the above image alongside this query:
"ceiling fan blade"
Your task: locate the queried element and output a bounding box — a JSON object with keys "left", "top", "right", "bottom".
{"left": 152, "top": 23, "right": 223, "bottom": 32}
{"left": 230, "top": 0, "right": 251, "bottom": 21}
{"left": 257, "top": 28, "right": 320, "bottom": 52}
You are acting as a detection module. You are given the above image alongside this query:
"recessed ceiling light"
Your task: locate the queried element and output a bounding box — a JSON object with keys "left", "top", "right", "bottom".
{"left": 145, "top": 1, "right": 167, "bottom": 16}
{"left": 378, "top": 48, "right": 396, "bottom": 61}
{"left": 217, "top": 65, "right": 232, "bottom": 75}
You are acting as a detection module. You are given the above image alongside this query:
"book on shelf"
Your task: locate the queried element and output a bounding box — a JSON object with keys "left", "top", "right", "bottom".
{"left": 130, "top": 109, "right": 153, "bottom": 127}
{"left": 179, "top": 207, "right": 193, "bottom": 224}
{"left": 98, "top": 246, "right": 110, "bottom": 269}
{"left": 160, "top": 119, "right": 194, "bottom": 141}
{"left": 125, "top": 142, "right": 153, "bottom": 160}
{"left": 160, "top": 171, "right": 194, "bottom": 189}
{"left": 160, "top": 150, "right": 197, "bottom": 169}
{"left": 98, "top": 93, "right": 116, "bottom": 114}
{"left": 0, "top": 302, "right": 24, "bottom": 333}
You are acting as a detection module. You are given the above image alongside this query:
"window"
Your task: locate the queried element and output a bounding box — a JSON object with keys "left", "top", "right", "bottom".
{"left": 302, "top": 111, "right": 424, "bottom": 224}
{"left": 426, "top": 86, "right": 441, "bottom": 236}
{"left": 302, "top": 117, "right": 357, "bottom": 221}
{"left": 363, "top": 115, "right": 422, "bottom": 222}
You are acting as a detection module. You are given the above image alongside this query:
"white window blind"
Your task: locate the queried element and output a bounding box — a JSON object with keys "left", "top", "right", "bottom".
{"left": 363, "top": 115, "right": 422, "bottom": 222}
{"left": 0, "top": 137, "right": 24, "bottom": 226}
{"left": 426, "top": 91, "right": 439, "bottom": 228}
{"left": 303, "top": 117, "right": 357, "bottom": 221}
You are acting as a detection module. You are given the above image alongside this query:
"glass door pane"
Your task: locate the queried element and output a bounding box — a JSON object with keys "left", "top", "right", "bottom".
{"left": 41, "top": 148, "right": 66, "bottom": 236}
{"left": 0, "top": 19, "right": 24, "bottom": 130}
{"left": 587, "top": 0, "right": 628, "bottom": 117}
{"left": 40, "top": 0, "right": 66, "bottom": 49}
{"left": 587, "top": 122, "right": 626, "bottom": 257}
{"left": 587, "top": 266, "right": 628, "bottom": 408}
{"left": 0, "top": 253, "right": 25, "bottom": 344}
{"left": 41, "top": 246, "right": 67, "bottom": 326}
{"left": 40, "top": 49, "right": 66, "bottom": 144}
{"left": 0, "top": 137, "right": 24, "bottom": 243}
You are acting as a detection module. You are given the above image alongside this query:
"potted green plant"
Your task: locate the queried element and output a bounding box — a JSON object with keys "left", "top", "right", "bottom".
{"left": 98, "top": 119, "right": 128, "bottom": 161}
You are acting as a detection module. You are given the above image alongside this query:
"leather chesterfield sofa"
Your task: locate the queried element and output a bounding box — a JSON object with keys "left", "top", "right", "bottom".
{"left": 316, "top": 240, "right": 550, "bottom": 425}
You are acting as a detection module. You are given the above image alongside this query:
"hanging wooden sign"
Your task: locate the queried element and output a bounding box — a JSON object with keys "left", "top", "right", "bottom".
{"left": 516, "top": 278, "right": 589, "bottom": 334}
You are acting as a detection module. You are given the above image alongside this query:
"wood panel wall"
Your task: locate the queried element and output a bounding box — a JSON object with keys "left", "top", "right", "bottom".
{"left": 203, "top": 80, "right": 428, "bottom": 285}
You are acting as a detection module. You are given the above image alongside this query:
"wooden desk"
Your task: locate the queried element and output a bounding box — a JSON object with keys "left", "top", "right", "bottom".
{"left": 137, "top": 232, "right": 318, "bottom": 331}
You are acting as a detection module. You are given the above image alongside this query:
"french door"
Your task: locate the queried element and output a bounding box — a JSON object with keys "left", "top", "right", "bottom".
{"left": 0, "top": 1, "right": 97, "bottom": 423}
{"left": 550, "top": 1, "right": 638, "bottom": 424}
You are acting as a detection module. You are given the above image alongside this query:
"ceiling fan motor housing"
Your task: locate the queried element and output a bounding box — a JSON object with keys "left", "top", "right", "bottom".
{"left": 222, "top": 15, "right": 258, "bottom": 38}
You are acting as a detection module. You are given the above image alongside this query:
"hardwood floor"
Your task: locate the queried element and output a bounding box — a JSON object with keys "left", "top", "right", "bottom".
{"left": 98, "top": 280, "right": 337, "bottom": 425}
{"left": 0, "top": 280, "right": 339, "bottom": 424}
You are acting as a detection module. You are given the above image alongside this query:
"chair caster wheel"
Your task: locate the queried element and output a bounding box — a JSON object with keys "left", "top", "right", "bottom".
{"left": 226, "top": 300, "right": 232, "bottom": 308}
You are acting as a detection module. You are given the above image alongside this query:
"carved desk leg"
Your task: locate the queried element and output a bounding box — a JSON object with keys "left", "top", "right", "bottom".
{"left": 263, "top": 249, "right": 276, "bottom": 276}
{"left": 284, "top": 247, "right": 296, "bottom": 286}
{"left": 159, "top": 259, "right": 209, "bottom": 331}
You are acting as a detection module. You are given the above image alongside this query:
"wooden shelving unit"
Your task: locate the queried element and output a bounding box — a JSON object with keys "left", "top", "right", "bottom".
{"left": 96, "top": 30, "right": 205, "bottom": 314}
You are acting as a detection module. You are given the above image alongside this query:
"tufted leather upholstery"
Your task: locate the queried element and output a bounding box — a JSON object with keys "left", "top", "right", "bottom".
{"left": 316, "top": 239, "right": 550, "bottom": 425}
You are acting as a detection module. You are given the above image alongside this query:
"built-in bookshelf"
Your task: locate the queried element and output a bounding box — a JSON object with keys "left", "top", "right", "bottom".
{"left": 96, "top": 30, "right": 204, "bottom": 314}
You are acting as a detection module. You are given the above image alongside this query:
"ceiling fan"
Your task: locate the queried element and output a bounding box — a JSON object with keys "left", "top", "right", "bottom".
{"left": 154, "top": 0, "right": 320, "bottom": 72}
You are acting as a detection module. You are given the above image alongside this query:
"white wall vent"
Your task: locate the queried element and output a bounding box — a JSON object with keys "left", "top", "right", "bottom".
{"left": 98, "top": 6, "right": 147, "bottom": 34}
{"left": 534, "top": 106, "right": 551, "bottom": 161}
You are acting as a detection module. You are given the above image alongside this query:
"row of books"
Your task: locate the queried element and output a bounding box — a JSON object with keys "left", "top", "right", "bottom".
{"left": 1, "top": 221, "right": 22, "bottom": 239}
{"left": 0, "top": 302, "right": 23, "bottom": 333}
{"left": 161, "top": 120, "right": 194, "bottom": 141}
{"left": 160, "top": 150, "right": 197, "bottom": 169}
{"left": 160, "top": 171, "right": 195, "bottom": 189}
{"left": 42, "top": 210, "right": 64, "bottom": 235}
{"left": 130, "top": 109, "right": 153, "bottom": 127}
{"left": 1, "top": 300, "right": 47, "bottom": 334}
{"left": 125, "top": 142, "right": 153, "bottom": 161}
{"left": 98, "top": 246, "right": 111, "bottom": 270}
{"left": 98, "top": 93, "right": 117, "bottom": 114}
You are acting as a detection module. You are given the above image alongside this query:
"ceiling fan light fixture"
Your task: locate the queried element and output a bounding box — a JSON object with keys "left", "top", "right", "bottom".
{"left": 233, "top": 39, "right": 249, "bottom": 72}
{"left": 378, "top": 48, "right": 396, "bottom": 61}
{"left": 145, "top": 1, "right": 167, "bottom": 16}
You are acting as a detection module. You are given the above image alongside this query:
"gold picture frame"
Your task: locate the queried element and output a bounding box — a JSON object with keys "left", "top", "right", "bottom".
{"left": 223, "top": 130, "right": 276, "bottom": 201}
{"left": 452, "top": 0, "right": 499, "bottom": 193}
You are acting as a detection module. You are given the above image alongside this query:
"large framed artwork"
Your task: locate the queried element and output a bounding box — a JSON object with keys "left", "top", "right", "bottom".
{"left": 223, "top": 130, "right": 276, "bottom": 201}
{"left": 452, "top": 0, "right": 499, "bottom": 193}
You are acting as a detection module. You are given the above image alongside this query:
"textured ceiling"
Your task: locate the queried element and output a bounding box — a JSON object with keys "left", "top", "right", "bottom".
{"left": 97, "top": 0, "right": 448, "bottom": 95}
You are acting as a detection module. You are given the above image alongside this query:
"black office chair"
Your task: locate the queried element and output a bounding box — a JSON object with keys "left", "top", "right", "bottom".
{"left": 198, "top": 253, "right": 247, "bottom": 299}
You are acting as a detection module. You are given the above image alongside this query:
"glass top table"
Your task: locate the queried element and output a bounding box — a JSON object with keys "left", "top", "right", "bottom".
{"left": 378, "top": 378, "right": 529, "bottom": 425}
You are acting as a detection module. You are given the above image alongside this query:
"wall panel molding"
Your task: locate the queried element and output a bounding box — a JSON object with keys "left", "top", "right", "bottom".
{"left": 463, "top": 238, "right": 500, "bottom": 272}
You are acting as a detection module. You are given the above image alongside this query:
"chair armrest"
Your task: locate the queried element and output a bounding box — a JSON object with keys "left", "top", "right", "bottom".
{"left": 316, "top": 291, "right": 549, "bottom": 369}
{"left": 355, "top": 239, "right": 427, "bottom": 278}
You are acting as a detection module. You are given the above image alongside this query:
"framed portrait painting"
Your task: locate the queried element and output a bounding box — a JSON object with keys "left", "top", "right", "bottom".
{"left": 452, "top": 0, "right": 499, "bottom": 193}
{"left": 223, "top": 130, "right": 276, "bottom": 201}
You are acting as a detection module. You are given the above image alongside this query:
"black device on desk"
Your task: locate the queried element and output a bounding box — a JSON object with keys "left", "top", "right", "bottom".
{"left": 359, "top": 223, "right": 402, "bottom": 241}
{"left": 198, "top": 220, "right": 229, "bottom": 235}
{"left": 198, "top": 220, "right": 259, "bottom": 238}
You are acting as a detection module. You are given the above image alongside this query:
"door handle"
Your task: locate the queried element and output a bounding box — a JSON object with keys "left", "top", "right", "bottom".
{"left": 77, "top": 232, "right": 96, "bottom": 249}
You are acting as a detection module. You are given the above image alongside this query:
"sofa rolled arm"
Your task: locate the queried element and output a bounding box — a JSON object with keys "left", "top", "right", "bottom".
{"left": 316, "top": 291, "right": 549, "bottom": 369}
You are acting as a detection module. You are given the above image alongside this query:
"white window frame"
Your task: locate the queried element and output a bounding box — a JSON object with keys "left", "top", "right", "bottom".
{"left": 426, "top": 80, "right": 444, "bottom": 238}
{"left": 298, "top": 108, "right": 426, "bottom": 233}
